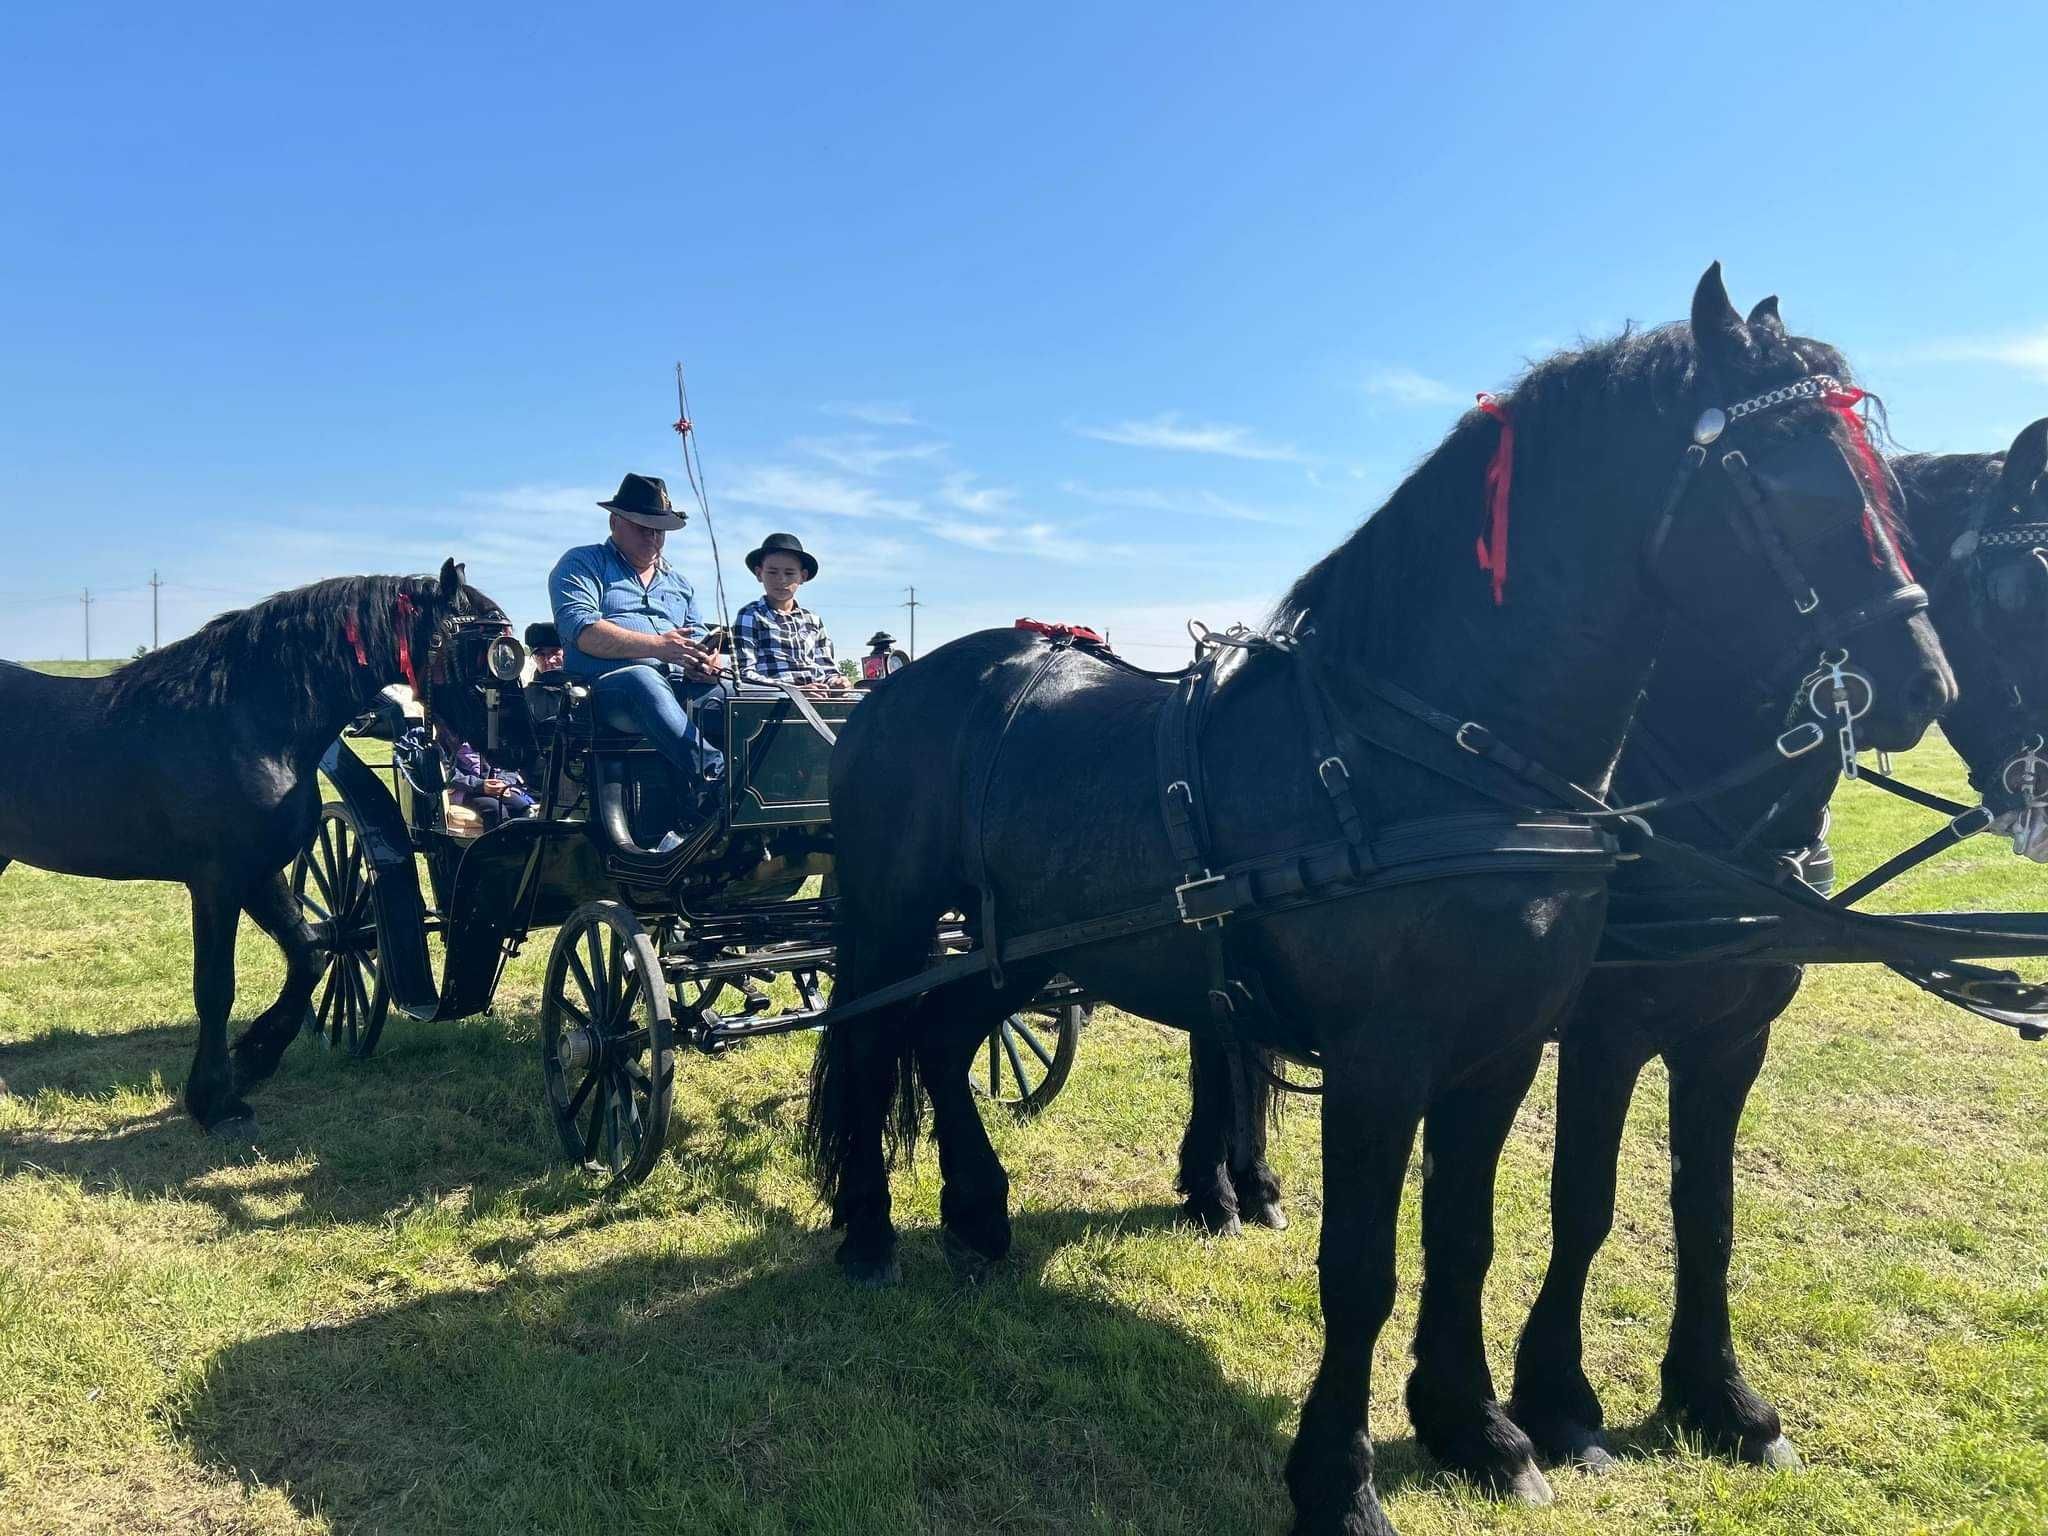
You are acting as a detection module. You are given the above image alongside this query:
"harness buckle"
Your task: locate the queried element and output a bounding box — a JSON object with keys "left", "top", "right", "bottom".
{"left": 1317, "top": 756, "right": 1351, "bottom": 789}
{"left": 1794, "top": 588, "right": 1821, "bottom": 615}
{"left": 1165, "top": 779, "right": 1194, "bottom": 804}
{"left": 1175, "top": 871, "right": 1231, "bottom": 928}
{"left": 1455, "top": 722, "right": 1489, "bottom": 756}
{"left": 1949, "top": 805, "right": 1995, "bottom": 840}
{"left": 1206, "top": 986, "right": 1238, "bottom": 1015}
{"left": 1775, "top": 721, "right": 1825, "bottom": 759}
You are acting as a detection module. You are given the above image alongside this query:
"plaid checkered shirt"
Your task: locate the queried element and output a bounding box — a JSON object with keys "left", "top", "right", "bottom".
{"left": 734, "top": 597, "right": 839, "bottom": 687}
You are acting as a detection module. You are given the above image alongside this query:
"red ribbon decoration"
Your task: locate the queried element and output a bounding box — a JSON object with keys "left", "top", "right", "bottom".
{"left": 394, "top": 591, "right": 420, "bottom": 695}
{"left": 1474, "top": 393, "right": 1513, "bottom": 606}
{"left": 1824, "top": 385, "right": 1910, "bottom": 578}
{"left": 342, "top": 609, "right": 369, "bottom": 667}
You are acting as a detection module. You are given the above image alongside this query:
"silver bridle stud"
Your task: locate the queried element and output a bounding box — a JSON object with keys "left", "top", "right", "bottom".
{"left": 1693, "top": 407, "right": 1727, "bottom": 445}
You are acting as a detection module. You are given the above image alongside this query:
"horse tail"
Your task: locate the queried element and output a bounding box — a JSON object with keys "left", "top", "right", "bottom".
{"left": 802, "top": 931, "right": 926, "bottom": 1212}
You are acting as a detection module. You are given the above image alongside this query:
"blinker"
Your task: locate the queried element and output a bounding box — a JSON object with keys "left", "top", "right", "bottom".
{"left": 1693, "top": 408, "right": 1727, "bottom": 445}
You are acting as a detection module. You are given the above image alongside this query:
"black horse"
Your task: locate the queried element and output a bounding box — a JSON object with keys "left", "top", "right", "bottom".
{"left": 1182, "top": 410, "right": 2048, "bottom": 1473}
{"left": 805, "top": 267, "right": 1952, "bottom": 1536}
{"left": 1500, "top": 415, "right": 2048, "bottom": 1472}
{"left": 0, "top": 560, "right": 494, "bottom": 1133}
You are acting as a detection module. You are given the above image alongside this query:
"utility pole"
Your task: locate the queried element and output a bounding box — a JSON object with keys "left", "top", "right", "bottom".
{"left": 149, "top": 570, "right": 163, "bottom": 649}
{"left": 81, "top": 588, "right": 94, "bottom": 662}
{"left": 902, "top": 585, "right": 921, "bottom": 659}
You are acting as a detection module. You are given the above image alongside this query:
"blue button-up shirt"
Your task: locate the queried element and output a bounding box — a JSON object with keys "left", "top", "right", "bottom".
{"left": 547, "top": 539, "right": 706, "bottom": 680}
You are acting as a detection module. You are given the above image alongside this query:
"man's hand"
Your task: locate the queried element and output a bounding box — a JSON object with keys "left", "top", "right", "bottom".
{"left": 481, "top": 778, "right": 506, "bottom": 796}
{"left": 649, "top": 629, "right": 701, "bottom": 666}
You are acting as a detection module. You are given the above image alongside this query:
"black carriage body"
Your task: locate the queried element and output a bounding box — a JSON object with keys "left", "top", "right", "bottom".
{"left": 318, "top": 624, "right": 864, "bottom": 1025}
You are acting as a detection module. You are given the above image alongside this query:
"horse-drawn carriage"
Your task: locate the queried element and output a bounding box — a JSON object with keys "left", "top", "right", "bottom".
{"left": 291, "top": 609, "right": 1084, "bottom": 1188}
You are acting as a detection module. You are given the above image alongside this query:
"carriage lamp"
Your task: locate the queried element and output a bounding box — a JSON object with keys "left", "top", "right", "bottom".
{"left": 485, "top": 635, "right": 526, "bottom": 682}
{"left": 860, "top": 631, "right": 909, "bottom": 687}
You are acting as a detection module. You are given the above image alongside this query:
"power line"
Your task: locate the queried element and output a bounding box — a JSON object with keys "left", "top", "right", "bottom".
{"left": 150, "top": 570, "right": 162, "bottom": 649}
{"left": 80, "top": 588, "right": 94, "bottom": 662}
{"left": 903, "top": 586, "right": 921, "bottom": 658}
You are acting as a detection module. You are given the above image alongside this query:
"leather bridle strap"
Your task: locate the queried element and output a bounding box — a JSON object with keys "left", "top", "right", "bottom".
{"left": 1347, "top": 673, "right": 1828, "bottom": 822}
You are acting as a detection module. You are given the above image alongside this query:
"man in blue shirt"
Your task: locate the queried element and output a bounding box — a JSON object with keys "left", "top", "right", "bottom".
{"left": 548, "top": 473, "right": 729, "bottom": 843}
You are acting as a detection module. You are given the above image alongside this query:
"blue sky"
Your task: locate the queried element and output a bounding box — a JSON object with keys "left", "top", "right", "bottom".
{"left": 4, "top": 4, "right": 2044, "bottom": 663}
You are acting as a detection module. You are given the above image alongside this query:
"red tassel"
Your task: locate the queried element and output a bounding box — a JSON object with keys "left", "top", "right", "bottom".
{"left": 342, "top": 610, "right": 369, "bottom": 667}
{"left": 1824, "top": 386, "right": 1910, "bottom": 578}
{"left": 1474, "top": 393, "right": 1513, "bottom": 605}
{"left": 394, "top": 591, "right": 420, "bottom": 695}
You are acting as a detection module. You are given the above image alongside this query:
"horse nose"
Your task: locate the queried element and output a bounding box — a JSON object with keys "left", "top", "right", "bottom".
{"left": 1905, "top": 662, "right": 1956, "bottom": 723}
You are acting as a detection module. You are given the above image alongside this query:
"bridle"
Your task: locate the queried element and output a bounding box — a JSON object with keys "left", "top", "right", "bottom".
{"left": 1936, "top": 497, "right": 2048, "bottom": 814}
{"left": 1641, "top": 372, "right": 1929, "bottom": 783}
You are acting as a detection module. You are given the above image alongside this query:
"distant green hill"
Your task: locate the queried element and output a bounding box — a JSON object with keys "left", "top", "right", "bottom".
{"left": 22, "top": 660, "right": 125, "bottom": 677}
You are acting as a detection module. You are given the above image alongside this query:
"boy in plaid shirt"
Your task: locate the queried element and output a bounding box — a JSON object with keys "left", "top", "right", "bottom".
{"left": 734, "top": 532, "right": 853, "bottom": 697}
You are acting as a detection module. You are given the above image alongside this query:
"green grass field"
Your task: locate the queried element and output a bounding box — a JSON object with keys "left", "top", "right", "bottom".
{"left": 16, "top": 660, "right": 125, "bottom": 678}
{"left": 2, "top": 732, "right": 2045, "bottom": 1535}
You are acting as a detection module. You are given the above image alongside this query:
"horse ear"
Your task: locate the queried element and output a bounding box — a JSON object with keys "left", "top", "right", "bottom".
{"left": 1691, "top": 262, "right": 1749, "bottom": 381}
{"left": 1746, "top": 294, "right": 1785, "bottom": 339}
{"left": 439, "top": 558, "right": 466, "bottom": 601}
{"left": 1998, "top": 418, "right": 2048, "bottom": 506}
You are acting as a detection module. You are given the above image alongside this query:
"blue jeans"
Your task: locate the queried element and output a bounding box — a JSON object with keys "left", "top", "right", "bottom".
{"left": 591, "top": 664, "right": 728, "bottom": 782}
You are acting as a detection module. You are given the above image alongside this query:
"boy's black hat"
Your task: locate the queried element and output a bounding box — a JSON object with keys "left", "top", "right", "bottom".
{"left": 744, "top": 531, "right": 819, "bottom": 580}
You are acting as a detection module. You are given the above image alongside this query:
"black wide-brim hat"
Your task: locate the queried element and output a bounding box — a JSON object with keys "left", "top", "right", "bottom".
{"left": 599, "top": 472, "right": 687, "bottom": 531}
{"left": 745, "top": 531, "right": 819, "bottom": 580}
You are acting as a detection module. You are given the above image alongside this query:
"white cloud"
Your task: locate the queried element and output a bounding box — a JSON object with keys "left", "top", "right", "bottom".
{"left": 1058, "top": 480, "right": 1301, "bottom": 526}
{"left": 1362, "top": 365, "right": 1458, "bottom": 406}
{"left": 822, "top": 400, "right": 924, "bottom": 427}
{"left": 794, "top": 434, "right": 947, "bottom": 477}
{"left": 1075, "top": 411, "right": 1304, "bottom": 463}
{"left": 1913, "top": 327, "right": 2048, "bottom": 381}
{"left": 937, "top": 472, "right": 1017, "bottom": 516}
{"left": 720, "top": 464, "right": 923, "bottom": 522}
{"left": 928, "top": 518, "right": 1103, "bottom": 563}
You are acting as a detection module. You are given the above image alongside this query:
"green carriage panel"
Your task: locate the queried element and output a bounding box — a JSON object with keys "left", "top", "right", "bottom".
{"left": 725, "top": 693, "right": 860, "bottom": 828}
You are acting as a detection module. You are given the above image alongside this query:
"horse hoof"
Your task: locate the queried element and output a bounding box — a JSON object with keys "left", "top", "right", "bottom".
{"left": 940, "top": 1227, "right": 1005, "bottom": 1286}
{"left": 837, "top": 1250, "right": 900, "bottom": 1290}
{"left": 1504, "top": 1465, "right": 1556, "bottom": 1507}
{"left": 1564, "top": 1431, "right": 1618, "bottom": 1475}
{"left": 206, "top": 1114, "right": 260, "bottom": 1145}
{"left": 1178, "top": 1199, "right": 1242, "bottom": 1237}
{"left": 1248, "top": 1201, "right": 1288, "bottom": 1231}
{"left": 1743, "top": 1433, "right": 1801, "bottom": 1471}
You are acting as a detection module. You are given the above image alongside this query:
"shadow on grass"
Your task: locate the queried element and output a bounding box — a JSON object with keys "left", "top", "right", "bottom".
{"left": 0, "top": 1007, "right": 605, "bottom": 1230}
{"left": 182, "top": 1198, "right": 1346, "bottom": 1535}
{"left": 0, "top": 1019, "right": 198, "bottom": 1103}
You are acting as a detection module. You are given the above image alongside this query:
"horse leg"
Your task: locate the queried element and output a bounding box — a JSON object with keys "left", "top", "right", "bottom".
{"left": 182, "top": 879, "right": 253, "bottom": 1133}
{"left": 804, "top": 923, "right": 932, "bottom": 1289}
{"left": 1229, "top": 1046, "right": 1287, "bottom": 1230}
{"left": 916, "top": 980, "right": 1036, "bottom": 1282}
{"left": 1404, "top": 1038, "right": 1552, "bottom": 1504}
{"left": 1284, "top": 1045, "right": 1419, "bottom": 1536}
{"left": 1658, "top": 1003, "right": 1797, "bottom": 1468}
{"left": 230, "top": 867, "right": 323, "bottom": 1091}
{"left": 1176, "top": 1035, "right": 1244, "bottom": 1235}
{"left": 1508, "top": 1021, "right": 1653, "bottom": 1469}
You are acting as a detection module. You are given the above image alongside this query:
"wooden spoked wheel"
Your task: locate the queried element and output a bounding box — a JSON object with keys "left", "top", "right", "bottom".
{"left": 974, "top": 1002, "right": 1084, "bottom": 1117}
{"left": 293, "top": 802, "right": 389, "bottom": 1058}
{"left": 539, "top": 901, "right": 676, "bottom": 1190}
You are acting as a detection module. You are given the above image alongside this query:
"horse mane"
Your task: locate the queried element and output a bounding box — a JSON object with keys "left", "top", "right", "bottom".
{"left": 108, "top": 573, "right": 429, "bottom": 735}
{"left": 1270, "top": 319, "right": 1872, "bottom": 664}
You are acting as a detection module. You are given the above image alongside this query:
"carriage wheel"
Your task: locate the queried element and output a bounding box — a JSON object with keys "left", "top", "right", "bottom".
{"left": 292, "top": 802, "right": 390, "bottom": 1058}
{"left": 539, "top": 901, "right": 676, "bottom": 1191}
{"left": 974, "top": 1002, "right": 1084, "bottom": 1117}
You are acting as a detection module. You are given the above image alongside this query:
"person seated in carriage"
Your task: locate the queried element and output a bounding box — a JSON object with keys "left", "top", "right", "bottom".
{"left": 547, "top": 473, "right": 730, "bottom": 842}
{"left": 433, "top": 718, "right": 537, "bottom": 830}
{"left": 734, "top": 532, "right": 853, "bottom": 697}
